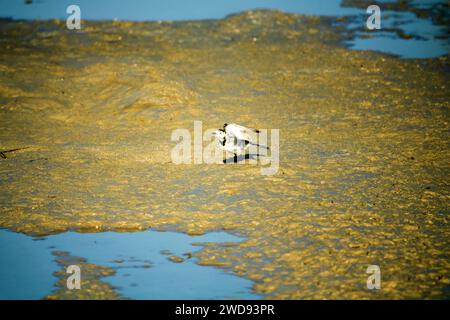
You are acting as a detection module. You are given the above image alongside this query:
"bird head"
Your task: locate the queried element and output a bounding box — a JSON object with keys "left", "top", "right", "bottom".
{"left": 212, "top": 129, "right": 226, "bottom": 141}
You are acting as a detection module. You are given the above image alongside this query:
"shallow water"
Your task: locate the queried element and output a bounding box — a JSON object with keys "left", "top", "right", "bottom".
{"left": 0, "top": 229, "right": 260, "bottom": 299}
{"left": 345, "top": 6, "right": 449, "bottom": 58}
{"left": 0, "top": 0, "right": 361, "bottom": 20}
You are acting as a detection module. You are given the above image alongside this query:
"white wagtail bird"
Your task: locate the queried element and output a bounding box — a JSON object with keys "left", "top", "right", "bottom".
{"left": 212, "top": 123, "right": 269, "bottom": 163}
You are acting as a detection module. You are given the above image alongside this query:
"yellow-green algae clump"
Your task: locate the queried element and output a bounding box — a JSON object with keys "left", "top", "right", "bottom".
{"left": 0, "top": 11, "right": 449, "bottom": 299}
{"left": 45, "top": 251, "right": 121, "bottom": 300}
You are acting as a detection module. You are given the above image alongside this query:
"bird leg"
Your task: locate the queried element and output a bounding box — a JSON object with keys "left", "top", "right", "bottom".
{"left": 233, "top": 154, "right": 237, "bottom": 163}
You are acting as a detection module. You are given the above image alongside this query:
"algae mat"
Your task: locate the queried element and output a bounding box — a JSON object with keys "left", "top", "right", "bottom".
{"left": 0, "top": 11, "right": 449, "bottom": 299}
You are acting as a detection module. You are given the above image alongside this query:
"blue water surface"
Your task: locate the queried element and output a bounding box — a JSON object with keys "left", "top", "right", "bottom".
{"left": 0, "top": 0, "right": 361, "bottom": 20}
{"left": 0, "top": 229, "right": 261, "bottom": 300}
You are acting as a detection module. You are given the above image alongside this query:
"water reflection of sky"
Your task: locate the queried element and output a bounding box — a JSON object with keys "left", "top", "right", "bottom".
{"left": 346, "top": 9, "right": 449, "bottom": 58}
{"left": 0, "top": 0, "right": 362, "bottom": 20}
{"left": 0, "top": 229, "right": 260, "bottom": 300}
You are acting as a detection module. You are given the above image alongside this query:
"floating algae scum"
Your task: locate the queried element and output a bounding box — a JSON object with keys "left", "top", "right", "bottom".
{"left": 0, "top": 5, "right": 449, "bottom": 299}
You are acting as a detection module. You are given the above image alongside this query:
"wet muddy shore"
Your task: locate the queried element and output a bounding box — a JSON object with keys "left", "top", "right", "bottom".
{"left": 0, "top": 10, "right": 449, "bottom": 299}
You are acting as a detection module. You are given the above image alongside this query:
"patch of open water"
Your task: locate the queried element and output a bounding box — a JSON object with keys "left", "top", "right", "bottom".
{"left": 0, "top": 229, "right": 261, "bottom": 299}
